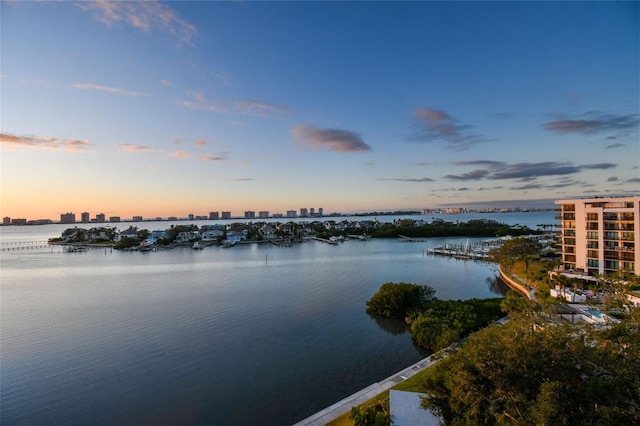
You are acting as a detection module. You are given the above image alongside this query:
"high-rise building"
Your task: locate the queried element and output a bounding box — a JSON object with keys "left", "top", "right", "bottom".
{"left": 318, "top": 207, "right": 323, "bottom": 217}
{"left": 60, "top": 212, "right": 76, "bottom": 224}
{"left": 95, "top": 213, "right": 106, "bottom": 223}
{"left": 209, "top": 212, "right": 219, "bottom": 220}
{"left": 221, "top": 211, "right": 232, "bottom": 220}
{"left": 259, "top": 211, "right": 269, "bottom": 219}
{"left": 81, "top": 212, "right": 90, "bottom": 223}
{"left": 300, "top": 208, "right": 308, "bottom": 217}
{"left": 244, "top": 211, "right": 256, "bottom": 219}
{"left": 3, "top": 217, "right": 11, "bottom": 225}
{"left": 555, "top": 196, "right": 639, "bottom": 277}
{"left": 286, "top": 210, "right": 297, "bottom": 218}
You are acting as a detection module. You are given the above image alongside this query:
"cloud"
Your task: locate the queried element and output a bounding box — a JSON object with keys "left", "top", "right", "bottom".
{"left": 171, "top": 150, "right": 191, "bottom": 159}
{"left": 628, "top": 177, "right": 640, "bottom": 183}
{"left": 78, "top": 0, "right": 197, "bottom": 45}
{"left": 233, "top": 99, "right": 293, "bottom": 117}
{"left": 72, "top": 83, "right": 146, "bottom": 96}
{"left": 579, "top": 163, "right": 616, "bottom": 170}
{"left": 543, "top": 112, "right": 639, "bottom": 135}
{"left": 202, "top": 153, "right": 230, "bottom": 162}
{"left": 377, "top": 177, "right": 434, "bottom": 182}
{"left": 443, "top": 169, "right": 491, "bottom": 181}
{"left": 607, "top": 176, "right": 619, "bottom": 182}
{"left": 1, "top": 132, "right": 92, "bottom": 152}
{"left": 232, "top": 178, "right": 254, "bottom": 181}
{"left": 291, "top": 125, "right": 371, "bottom": 153}
{"left": 116, "top": 141, "right": 230, "bottom": 162}
{"left": 406, "top": 108, "right": 491, "bottom": 150}
{"left": 446, "top": 161, "right": 617, "bottom": 181}
{"left": 117, "top": 142, "right": 155, "bottom": 152}
{"left": 177, "top": 92, "right": 293, "bottom": 118}
{"left": 195, "top": 140, "right": 207, "bottom": 148}
{"left": 606, "top": 143, "right": 625, "bottom": 149}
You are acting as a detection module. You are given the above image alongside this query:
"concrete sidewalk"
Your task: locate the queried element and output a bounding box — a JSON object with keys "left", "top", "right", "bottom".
{"left": 291, "top": 351, "right": 448, "bottom": 426}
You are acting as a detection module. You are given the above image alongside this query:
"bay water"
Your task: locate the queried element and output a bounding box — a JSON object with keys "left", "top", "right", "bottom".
{"left": 1, "top": 211, "right": 554, "bottom": 425}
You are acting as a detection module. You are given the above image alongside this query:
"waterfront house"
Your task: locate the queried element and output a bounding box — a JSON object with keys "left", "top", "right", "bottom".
{"left": 150, "top": 230, "right": 168, "bottom": 241}
{"left": 61, "top": 227, "right": 88, "bottom": 242}
{"left": 259, "top": 224, "right": 277, "bottom": 240}
{"left": 116, "top": 227, "right": 138, "bottom": 242}
{"left": 176, "top": 231, "right": 200, "bottom": 243}
{"left": 276, "top": 223, "right": 294, "bottom": 236}
{"left": 227, "top": 224, "right": 249, "bottom": 242}
{"left": 201, "top": 229, "right": 224, "bottom": 241}
{"left": 86, "top": 227, "right": 113, "bottom": 242}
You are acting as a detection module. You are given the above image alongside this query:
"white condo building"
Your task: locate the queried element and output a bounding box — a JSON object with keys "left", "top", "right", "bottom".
{"left": 555, "top": 196, "right": 640, "bottom": 277}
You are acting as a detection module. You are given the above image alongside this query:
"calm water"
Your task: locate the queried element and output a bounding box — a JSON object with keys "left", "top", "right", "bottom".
{"left": 0, "top": 212, "right": 553, "bottom": 425}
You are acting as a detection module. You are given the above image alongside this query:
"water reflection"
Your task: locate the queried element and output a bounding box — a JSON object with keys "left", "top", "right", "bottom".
{"left": 368, "top": 313, "right": 411, "bottom": 336}
{"left": 486, "top": 274, "right": 509, "bottom": 295}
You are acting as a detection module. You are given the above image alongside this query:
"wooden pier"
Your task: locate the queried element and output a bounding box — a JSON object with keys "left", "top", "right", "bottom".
{"left": 0, "top": 241, "right": 51, "bottom": 251}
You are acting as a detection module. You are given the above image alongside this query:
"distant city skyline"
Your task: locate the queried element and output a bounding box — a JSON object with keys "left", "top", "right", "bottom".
{"left": 1, "top": 1, "right": 638, "bottom": 219}
{"left": 3, "top": 201, "right": 555, "bottom": 225}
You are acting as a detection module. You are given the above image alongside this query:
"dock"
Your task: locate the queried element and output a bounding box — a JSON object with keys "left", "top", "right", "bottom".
{"left": 397, "top": 234, "right": 426, "bottom": 242}
{"left": 0, "top": 241, "right": 50, "bottom": 251}
{"left": 310, "top": 236, "right": 339, "bottom": 245}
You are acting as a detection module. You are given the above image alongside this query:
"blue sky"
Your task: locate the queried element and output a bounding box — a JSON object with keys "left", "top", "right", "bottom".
{"left": 1, "top": 1, "right": 638, "bottom": 219}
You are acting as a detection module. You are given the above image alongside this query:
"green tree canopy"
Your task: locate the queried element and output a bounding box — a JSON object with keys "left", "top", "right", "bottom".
{"left": 366, "top": 282, "right": 436, "bottom": 319}
{"left": 421, "top": 309, "right": 640, "bottom": 425}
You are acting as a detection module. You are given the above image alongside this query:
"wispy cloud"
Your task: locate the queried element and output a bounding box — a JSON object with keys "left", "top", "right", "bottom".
{"left": 406, "top": 108, "right": 491, "bottom": 150}
{"left": 178, "top": 92, "right": 293, "bottom": 118}
{"left": 1, "top": 132, "right": 92, "bottom": 152}
{"left": 543, "top": 112, "right": 639, "bottom": 135}
{"left": 377, "top": 177, "right": 435, "bottom": 182}
{"left": 116, "top": 141, "right": 229, "bottom": 162}
{"left": 202, "top": 153, "right": 230, "bottom": 162}
{"left": 72, "top": 83, "right": 146, "bottom": 96}
{"left": 117, "top": 142, "right": 155, "bottom": 152}
{"left": 170, "top": 150, "right": 191, "bottom": 159}
{"left": 291, "top": 125, "right": 371, "bottom": 153}
{"left": 195, "top": 140, "right": 207, "bottom": 148}
{"left": 446, "top": 161, "right": 616, "bottom": 181}
{"left": 232, "top": 178, "right": 254, "bottom": 181}
{"left": 78, "top": 0, "right": 197, "bottom": 45}
{"left": 443, "top": 169, "right": 491, "bottom": 181}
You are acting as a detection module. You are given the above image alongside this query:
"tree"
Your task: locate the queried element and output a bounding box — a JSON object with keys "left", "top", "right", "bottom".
{"left": 421, "top": 310, "right": 640, "bottom": 424}
{"left": 349, "top": 400, "right": 390, "bottom": 426}
{"left": 366, "top": 282, "right": 436, "bottom": 319}
{"left": 489, "top": 237, "right": 542, "bottom": 274}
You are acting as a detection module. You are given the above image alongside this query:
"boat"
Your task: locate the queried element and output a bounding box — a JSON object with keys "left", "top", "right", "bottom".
{"left": 221, "top": 240, "right": 236, "bottom": 248}
{"left": 192, "top": 242, "right": 203, "bottom": 250}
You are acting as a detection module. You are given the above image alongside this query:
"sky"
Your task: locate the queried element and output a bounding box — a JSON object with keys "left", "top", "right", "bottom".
{"left": 1, "top": 1, "right": 639, "bottom": 220}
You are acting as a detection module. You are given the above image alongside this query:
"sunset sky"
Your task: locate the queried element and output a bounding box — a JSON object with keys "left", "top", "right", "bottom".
{"left": 1, "top": 1, "right": 638, "bottom": 220}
